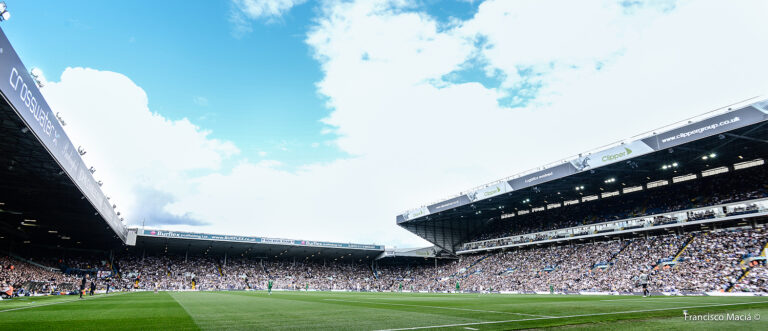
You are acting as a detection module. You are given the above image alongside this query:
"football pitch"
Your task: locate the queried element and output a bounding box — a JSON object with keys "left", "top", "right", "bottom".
{"left": 2, "top": 291, "right": 768, "bottom": 330}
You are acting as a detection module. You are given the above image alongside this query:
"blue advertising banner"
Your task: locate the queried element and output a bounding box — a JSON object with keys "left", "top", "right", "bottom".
{"left": 0, "top": 28, "right": 126, "bottom": 241}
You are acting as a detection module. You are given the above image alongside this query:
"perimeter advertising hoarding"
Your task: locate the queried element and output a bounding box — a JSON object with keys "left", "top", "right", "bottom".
{"left": 140, "top": 229, "right": 384, "bottom": 250}
{"left": 0, "top": 28, "right": 126, "bottom": 241}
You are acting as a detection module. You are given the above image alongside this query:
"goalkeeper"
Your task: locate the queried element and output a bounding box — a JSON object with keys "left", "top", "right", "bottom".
{"left": 268, "top": 279, "right": 273, "bottom": 295}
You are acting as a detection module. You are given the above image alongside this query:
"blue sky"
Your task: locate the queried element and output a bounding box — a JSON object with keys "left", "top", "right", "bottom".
{"left": 2, "top": 0, "right": 489, "bottom": 169}
{"left": 3, "top": 0, "right": 342, "bottom": 167}
{"left": 2, "top": 0, "right": 767, "bottom": 247}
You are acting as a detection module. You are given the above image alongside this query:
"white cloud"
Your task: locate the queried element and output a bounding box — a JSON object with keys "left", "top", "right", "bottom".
{"left": 235, "top": 0, "right": 306, "bottom": 19}
{"left": 230, "top": 0, "right": 307, "bottom": 34}
{"left": 192, "top": 96, "right": 209, "bottom": 107}
{"left": 41, "top": 68, "right": 239, "bottom": 227}
{"left": 43, "top": 0, "right": 768, "bottom": 249}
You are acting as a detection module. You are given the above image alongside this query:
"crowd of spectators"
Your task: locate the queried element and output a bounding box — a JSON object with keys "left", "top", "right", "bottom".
{"left": 654, "top": 229, "right": 768, "bottom": 292}
{"left": 106, "top": 255, "right": 379, "bottom": 292}
{"left": 1, "top": 255, "right": 81, "bottom": 297}
{"left": 466, "top": 166, "right": 768, "bottom": 247}
{"left": 2, "top": 230, "right": 766, "bottom": 296}
{"left": 448, "top": 228, "right": 767, "bottom": 293}
{"left": 734, "top": 264, "right": 768, "bottom": 292}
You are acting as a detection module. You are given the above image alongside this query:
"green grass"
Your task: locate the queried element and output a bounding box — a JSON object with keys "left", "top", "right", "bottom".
{"left": 1, "top": 291, "right": 767, "bottom": 330}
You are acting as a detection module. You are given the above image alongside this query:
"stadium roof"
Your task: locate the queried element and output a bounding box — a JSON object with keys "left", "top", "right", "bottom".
{"left": 129, "top": 228, "right": 384, "bottom": 262}
{"left": 0, "top": 27, "right": 125, "bottom": 250}
{"left": 397, "top": 98, "right": 768, "bottom": 253}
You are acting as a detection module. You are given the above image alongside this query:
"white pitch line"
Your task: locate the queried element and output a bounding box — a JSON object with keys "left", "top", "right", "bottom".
{"left": 323, "top": 298, "right": 551, "bottom": 318}
{"left": 0, "top": 292, "right": 127, "bottom": 313}
{"left": 375, "top": 300, "right": 768, "bottom": 330}
{"left": 463, "top": 327, "right": 479, "bottom": 330}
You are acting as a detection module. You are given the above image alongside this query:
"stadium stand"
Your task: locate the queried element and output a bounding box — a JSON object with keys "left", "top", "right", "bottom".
{"left": 461, "top": 165, "right": 768, "bottom": 251}
{"left": 3, "top": 225, "right": 767, "bottom": 296}
{"left": 1, "top": 17, "right": 767, "bottom": 298}
{"left": 1, "top": 255, "right": 81, "bottom": 297}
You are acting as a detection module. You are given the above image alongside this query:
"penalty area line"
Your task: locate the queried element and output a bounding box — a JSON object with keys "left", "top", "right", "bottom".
{"left": 323, "top": 298, "right": 551, "bottom": 318}
{"left": 375, "top": 300, "right": 768, "bottom": 330}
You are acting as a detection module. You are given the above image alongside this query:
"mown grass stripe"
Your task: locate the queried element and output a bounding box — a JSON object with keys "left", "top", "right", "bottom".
{"left": 323, "top": 298, "right": 552, "bottom": 318}
{"left": 0, "top": 292, "right": 127, "bottom": 313}
{"left": 376, "top": 300, "right": 768, "bottom": 330}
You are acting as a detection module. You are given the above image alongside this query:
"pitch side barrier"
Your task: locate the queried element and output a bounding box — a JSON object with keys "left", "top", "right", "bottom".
{"left": 398, "top": 97, "right": 768, "bottom": 224}
{"left": 0, "top": 28, "right": 126, "bottom": 241}
{"left": 458, "top": 197, "right": 768, "bottom": 254}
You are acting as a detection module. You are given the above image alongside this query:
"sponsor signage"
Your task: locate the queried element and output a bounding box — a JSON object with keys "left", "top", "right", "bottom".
{"left": 399, "top": 101, "right": 768, "bottom": 223}
{"left": 401, "top": 183, "right": 511, "bottom": 222}
{"left": 140, "top": 229, "right": 383, "bottom": 250}
{"left": 507, "top": 163, "right": 578, "bottom": 191}
{"left": 142, "top": 229, "right": 262, "bottom": 243}
{"left": 0, "top": 28, "right": 126, "bottom": 241}
{"left": 754, "top": 100, "right": 768, "bottom": 113}
{"left": 642, "top": 106, "right": 768, "bottom": 150}
{"left": 570, "top": 141, "right": 654, "bottom": 171}
{"left": 400, "top": 206, "right": 430, "bottom": 222}
{"left": 467, "top": 182, "right": 512, "bottom": 202}
{"left": 427, "top": 195, "right": 471, "bottom": 213}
